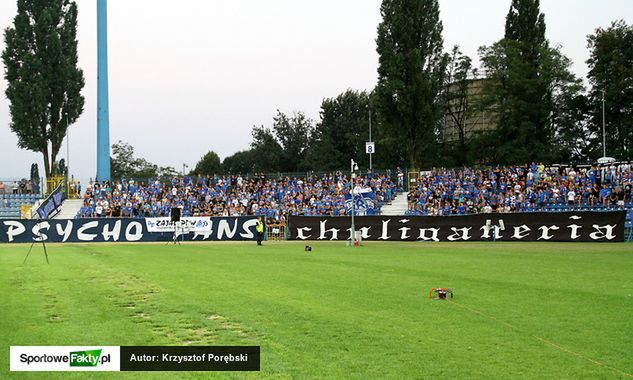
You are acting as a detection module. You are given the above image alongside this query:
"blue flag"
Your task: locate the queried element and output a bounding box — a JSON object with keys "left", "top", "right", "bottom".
{"left": 344, "top": 189, "right": 377, "bottom": 216}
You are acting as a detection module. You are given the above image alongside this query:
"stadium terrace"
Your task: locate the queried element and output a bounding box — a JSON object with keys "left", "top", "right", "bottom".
{"left": 406, "top": 163, "right": 632, "bottom": 216}
{"left": 72, "top": 163, "right": 632, "bottom": 224}
{"left": 75, "top": 171, "right": 398, "bottom": 221}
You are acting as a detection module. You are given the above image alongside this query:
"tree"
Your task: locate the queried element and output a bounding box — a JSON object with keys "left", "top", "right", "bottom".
{"left": 132, "top": 159, "right": 158, "bottom": 180}
{"left": 272, "top": 110, "right": 314, "bottom": 172}
{"left": 440, "top": 46, "right": 475, "bottom": 166}
{"left": 502, "top": 0, "right": 550, "bottom": 162}
{"left": 222, "top": 150, "right": 256, "bottom": 174}
{"left": 156, "top": 166, "right": 179, "bottom": 180}
{"left": 505, "top": 0, "right": 546, "bottom": 56}
{"left": 30, "top": 162, "right": 40, "bottom": 193}
{"left": 374, "top": 0, "right": 448, "bottom": 168}
{"left": 111, "top": 141, "right": 137, "bottom": 180}
{"left": 546, "top": 48, "right": 589, "bottom": 161}
{"left": 553, "top": 92, "right": 595, "bottom": 161}
{"left": 30, "top": 163, "right": 40, "bottom": 183}
{"left": 2, "top": 0, "right": 85, "bottom": 180}
{"left": 479, "top": 0, "right": 581, "bottom": 163}
{"left": 55, "top": 158, "right": 66, "bottom": 176}
{"left": 192, "top": 151, "right": 222, "bottom": 176}
{"left": 250, "top": 125, "right": 283, "bottom": 172}
{"left": 587, "top": 20, "right": 633, "bottom": 160}
{"left": 305, "top": 90, "right": 371, "bottom": 170}
{"left": 110, "top": 140, "right": 172, "bottom": 180}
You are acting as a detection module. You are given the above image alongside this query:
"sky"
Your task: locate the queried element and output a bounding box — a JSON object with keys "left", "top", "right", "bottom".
{"left": 0, "top": 0, "right": 631, "bottom": 184}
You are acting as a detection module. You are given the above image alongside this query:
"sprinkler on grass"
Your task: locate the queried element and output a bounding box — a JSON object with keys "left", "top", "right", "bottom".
{"left": 429, "top": 288, "right": 453, "bottom": 300}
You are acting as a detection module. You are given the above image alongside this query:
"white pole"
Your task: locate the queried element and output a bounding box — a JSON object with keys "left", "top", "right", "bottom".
{"left": 369, "top": 110, "right": 372, "bottom": 171}
{"left": 351, "top": 159, "right": 355, "bottom": 244}
{"left": 602, "top": 90, "right": 606, "bottom": 158}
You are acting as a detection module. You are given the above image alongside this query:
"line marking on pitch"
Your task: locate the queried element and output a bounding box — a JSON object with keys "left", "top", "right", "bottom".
{"left": 447, "top": 300, "right": 633, "bottom": 379}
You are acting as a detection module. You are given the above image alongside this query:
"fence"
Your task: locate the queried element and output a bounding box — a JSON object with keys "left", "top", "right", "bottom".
{"left": 67, "top": 178, "right": 81, "bottom": 198}
{"left": 266, "top": 224, "right": 286, "bottom": 241}
{"left": 0, "top": 178, "right": 43, "bottom": 195}
{"left": 46, "top": 176, "right": 65, "bottom": 196}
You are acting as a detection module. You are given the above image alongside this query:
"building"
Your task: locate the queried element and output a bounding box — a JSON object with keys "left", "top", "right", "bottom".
{"left": 441, "top": 77, "right": 497, "bottom": 144}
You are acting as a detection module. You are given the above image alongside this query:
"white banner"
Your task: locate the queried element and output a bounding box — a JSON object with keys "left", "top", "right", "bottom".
{"left": 145, "top": 217, "right": 213, "bottom": 233}
{"left": 10, "top": 346, "right": 120, "bottom": 372}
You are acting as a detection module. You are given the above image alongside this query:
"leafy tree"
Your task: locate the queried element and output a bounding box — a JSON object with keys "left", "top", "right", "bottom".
{"left": 484, "top": 0, "right": 549, "bottom": 163}
{"left": 479, "top": 0, "right": 581, "bottom": 163}
{"left": 2, "top": 0, "right": 85, "bottom": 180}
{"left": 250, "top": 125, "right": 283, "bottom": 172}
{"left": 587, "top": 20, "right": 633, "bottom": 160}
{"left": 305, "top": 90, "right": 371, "bottom": 170}
{"left": 30, "top": 162, "right": 40, "bottom": 193}
{"left": 546, "top": 49, "right": 590, "bottom": 161}
{"left": 374, "top": 0, "right": 448, "bottom": 168}
{"left": 222, "top": 150, "right": 256, "bottom": 175}
{"left": 110, "top": 140, "right": 172, "bottom": 180}
{"left": 192, "top": 151, "right": 222, "bottom": 176}
{"left": 505, "top": 0, "right": 546, "bottom": 56}
{"left": 133, "top": 159, "right": 159, "bottom": 180}
{"left": 272, "top": 110, "right": 314, "bottom": 172}
{"left": 156, "top": 166, "right": 179, "bottom": 180}
{"left": 553, "top": 92, "right": 594, "bottom": 161}
{"left": 242, "top": 112, "right": 314, "bottom": 173}
{"left": 55, "top": 158, "right": 66, "bottom": 175}
{"left": 110, "top": 141, "right": 137, "bottom": 179}
{"left": 441, "top": 46, "right": 475, "bottom": 166}
{"left": 30, "top": 163, "right": 40, "bottom": 184}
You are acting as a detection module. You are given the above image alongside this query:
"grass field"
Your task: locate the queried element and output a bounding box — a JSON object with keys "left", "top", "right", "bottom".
{"left": 1, "top": 241, "right": 632, "bottom": 379}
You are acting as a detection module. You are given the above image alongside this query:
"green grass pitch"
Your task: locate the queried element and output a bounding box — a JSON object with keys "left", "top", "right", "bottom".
{"left": 1, "top": 241, "right": 632, "bottom": 379}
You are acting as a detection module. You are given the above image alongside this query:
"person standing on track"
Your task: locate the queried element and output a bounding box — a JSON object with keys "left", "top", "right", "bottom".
{"left": 256, "top": 217, "right": 264, "bottom": 246}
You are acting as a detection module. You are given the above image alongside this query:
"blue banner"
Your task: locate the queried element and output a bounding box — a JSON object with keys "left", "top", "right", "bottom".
{"left": 35, "top": 182, "right": 65, "bottom": 219}
{"left": 344, "top": 190, "right": 377, "bottom": 216}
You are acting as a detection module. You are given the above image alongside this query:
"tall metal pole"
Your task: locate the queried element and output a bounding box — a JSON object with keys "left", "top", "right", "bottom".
{"left": 368, "top": 110, "right": 372, "bottom": 171}
{"left": 350, "top": 159, "right": 356, "bottom": 244}
{"left": 97, "top": 0, "right": 111, "bottom": 181}
{"left": 602, "top": 90, "right": 606, "bottom": 158}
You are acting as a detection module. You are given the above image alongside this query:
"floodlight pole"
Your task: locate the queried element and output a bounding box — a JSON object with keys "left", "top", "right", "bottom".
{"left": 97, "top": 0, "right": 111, "bottom": 182}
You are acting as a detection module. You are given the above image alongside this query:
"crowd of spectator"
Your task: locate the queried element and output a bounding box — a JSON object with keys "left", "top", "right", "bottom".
{"left": 75, "top": 163, "right": 633, "bottom": 220}
{"left": 407, "top": 162, "right": 633, "bottom": 216}
{"left": 77, "top": 171, "right": 398, "bottom": 223}
{"left": 0, "top": 179, "right": 40, "bottom": 195}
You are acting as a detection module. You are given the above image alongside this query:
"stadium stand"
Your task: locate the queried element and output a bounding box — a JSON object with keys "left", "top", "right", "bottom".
{"left": 0, "top": 179, "right": 42, "bottom": 219}
{"left": 75, "top": 172, "right": 398, "bottom": 222}
{"left": 71, "top": 162, "right": 633, "bottom": 242}
{"left": 405, "top": 162, "right": 632, "bottom": 216}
